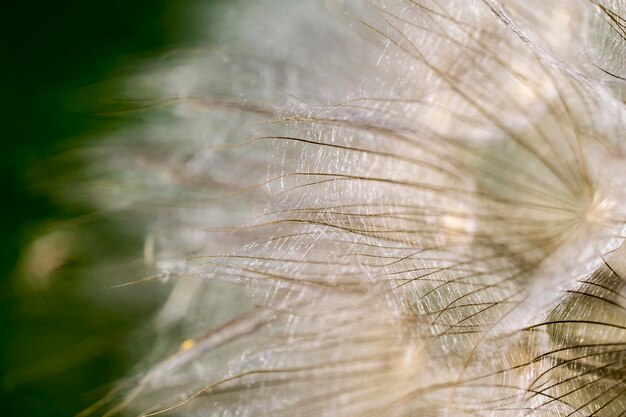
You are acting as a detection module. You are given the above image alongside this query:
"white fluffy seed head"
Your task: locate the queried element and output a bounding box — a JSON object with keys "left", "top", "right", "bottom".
{"left": 57, "top": 1, "right": 626, "bottom": 416}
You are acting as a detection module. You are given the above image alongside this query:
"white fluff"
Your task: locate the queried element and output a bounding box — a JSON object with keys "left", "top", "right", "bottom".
{"left": 75, "top": 1, "right": 626, "bottom": 416}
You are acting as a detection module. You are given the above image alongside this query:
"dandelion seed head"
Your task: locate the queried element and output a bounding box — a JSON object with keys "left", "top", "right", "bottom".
{"left": 52, "top": 1, "right": 626, "bottom": 416}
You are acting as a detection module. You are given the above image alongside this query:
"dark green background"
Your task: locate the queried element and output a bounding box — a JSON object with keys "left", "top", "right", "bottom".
{"left": 0, "top": 2, "right": 213, "bottom": 416}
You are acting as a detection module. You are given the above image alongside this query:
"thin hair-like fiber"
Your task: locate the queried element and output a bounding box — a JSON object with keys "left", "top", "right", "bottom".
{"left": 58, "top": 1, "right": 626, "bottom": 416}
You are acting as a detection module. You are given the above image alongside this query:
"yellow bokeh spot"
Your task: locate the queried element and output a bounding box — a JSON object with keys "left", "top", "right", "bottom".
{"left": 181, "top": 339, "right": 196, "bottom": 352}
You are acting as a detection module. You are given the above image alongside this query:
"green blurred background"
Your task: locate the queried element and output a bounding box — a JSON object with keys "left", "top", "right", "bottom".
{"left": 0, "top": 2, "right": 214, "bottom": 415}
